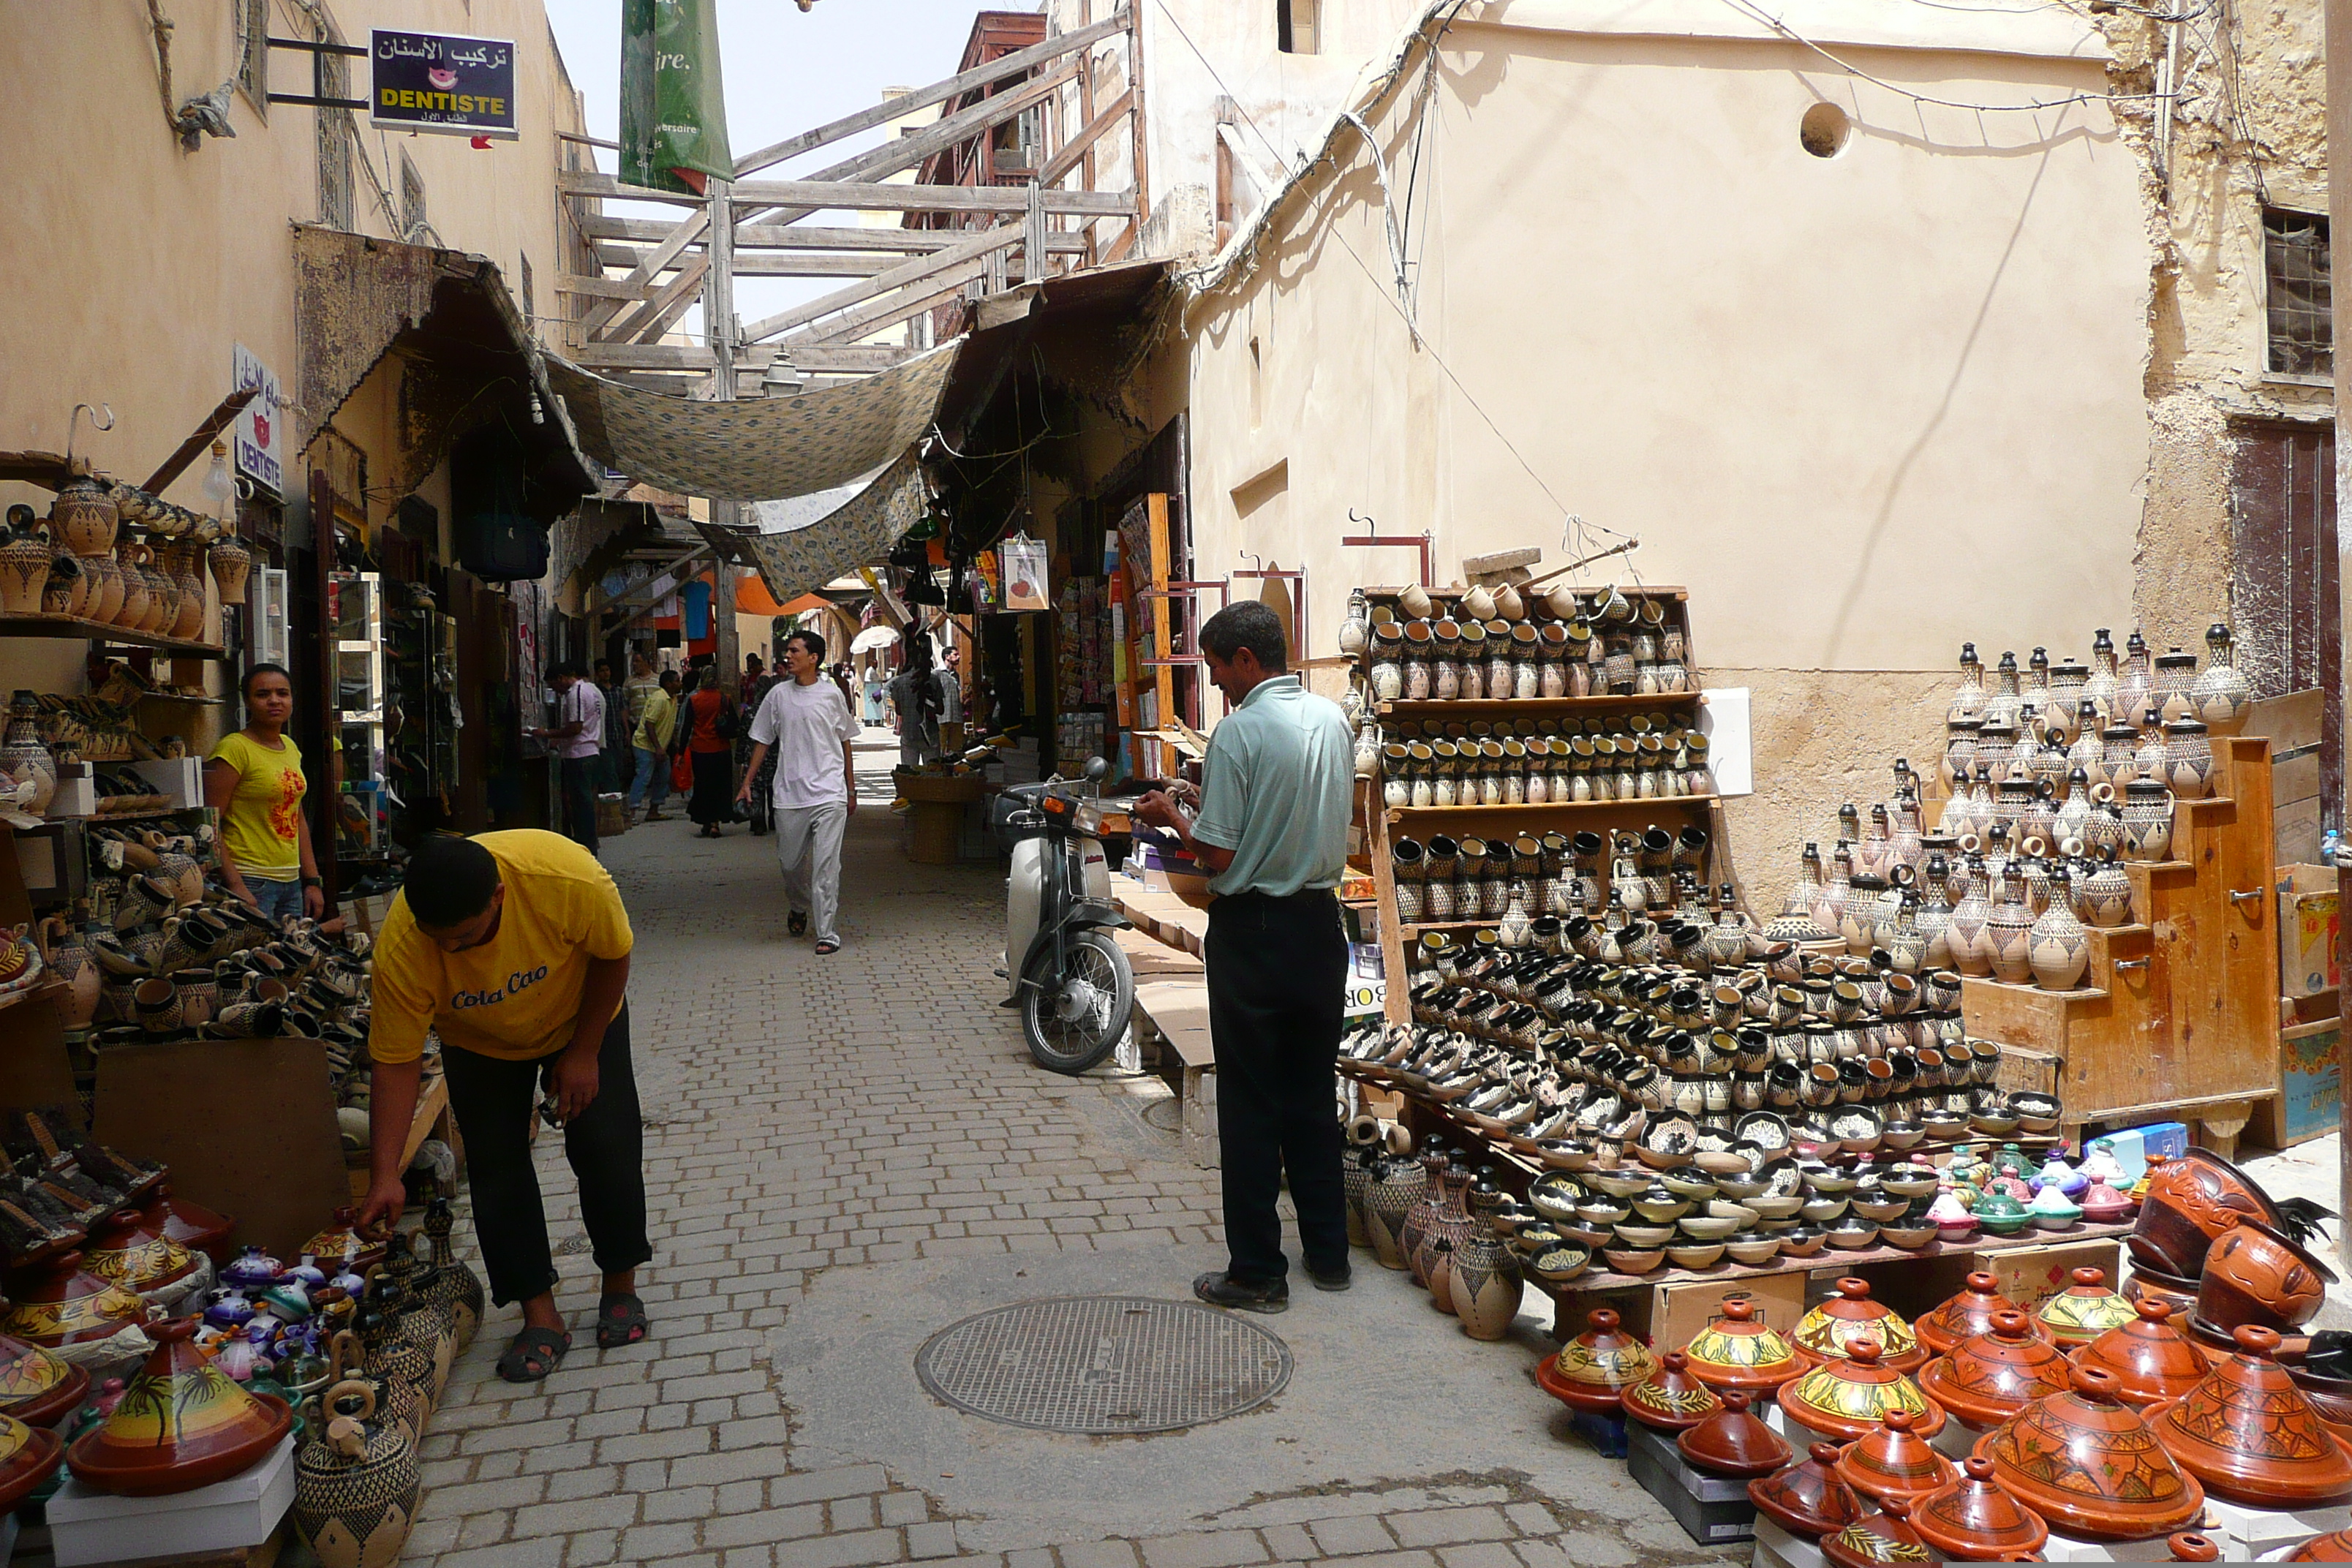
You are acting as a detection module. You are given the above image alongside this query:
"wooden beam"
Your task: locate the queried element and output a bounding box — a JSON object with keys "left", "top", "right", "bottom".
{"left": 571, "top": 342, "right": 916, "bottom": 374}
{"left": 592, "top": 232, "right": 1088, "bottom": 274}
{"left": 790, "top": 271, "right": 982, "bottom": 348}
{"left": 728, "top": 10, "right": 1129, "bottom": 177}
{"left": 560, "top": 171, "right": 1134, "bottom": 218}
{"left": 585, "top": 217, "right": 954, "bottom": 251}
{"left": 602, "top": 252, "right": 709, "bottom": 344}
{"left": 741, "top": 223, "right": 1022, "bottom": 343}
{"left": 559, "top": 274, "right": 655, "bottom": 302}
{"left": 584, "top": 206, "right": 709, "bottom": 334}
{"left": 140, "top": 386, "right": 260, "bottom": 494}
{"left": 1038, "top": 86, "right": 1132, "bottom": 189}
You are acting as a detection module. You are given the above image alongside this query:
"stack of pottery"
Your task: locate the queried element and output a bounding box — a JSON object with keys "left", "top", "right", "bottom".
{"left": 2126, "top": 1148, "right": 2336, "bottom": 1327}
{"left": 65, "top": 1316, "right": 292, "bottom": 1495}
{"left": 1974, "top": 1365, "right": 2206, "bottom": 1541}
{"left": 2145, "top": 1325, "right": 2352, "bottom": 1509}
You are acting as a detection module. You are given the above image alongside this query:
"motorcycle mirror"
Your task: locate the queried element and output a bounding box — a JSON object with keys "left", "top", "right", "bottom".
{"left": 1084, "top": 755, "right": 1109, "bottom": 782}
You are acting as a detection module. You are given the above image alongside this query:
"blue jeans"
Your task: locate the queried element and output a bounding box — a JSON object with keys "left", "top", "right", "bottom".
{"left": 246, "top": 877, "right": 304, "bottom": 926}
{"left": 627, "top": 746, "right": 670, "bottom": 814}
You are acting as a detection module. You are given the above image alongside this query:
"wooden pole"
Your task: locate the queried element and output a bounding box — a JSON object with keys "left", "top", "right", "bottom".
{"left": 2328, "top": 0, "right": 2352, "bottom": 1258}
{"left": 306, "top": 467, "right": 340, "bottom": 908}
{"left": 703, "top": 177, "right": 743, "bottom": 701}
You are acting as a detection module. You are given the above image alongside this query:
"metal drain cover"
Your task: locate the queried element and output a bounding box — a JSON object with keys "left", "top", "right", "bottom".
{"left": 914, "top": 1295, "right": 1292, "bottom": 1434}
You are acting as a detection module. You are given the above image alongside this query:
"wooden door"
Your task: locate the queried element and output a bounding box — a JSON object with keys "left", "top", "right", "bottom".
{"left": 2230, "top": 422, "right": 2340, "bottom": 836}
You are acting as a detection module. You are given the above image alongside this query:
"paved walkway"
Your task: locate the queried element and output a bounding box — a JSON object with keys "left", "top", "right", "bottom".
{"left": 404, "top": 755, "right": 1736, "bottom": 1568}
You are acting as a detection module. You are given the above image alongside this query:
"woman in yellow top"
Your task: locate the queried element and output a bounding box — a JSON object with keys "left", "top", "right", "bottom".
{"left": 203, "top": 664, "right": 321, "bottom": 925}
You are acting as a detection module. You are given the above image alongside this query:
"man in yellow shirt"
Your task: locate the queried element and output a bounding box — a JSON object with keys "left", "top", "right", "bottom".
{"left": 627, "top": 668, "right": 680, "bottom": 823}
{"left": 357, "top": 830, "right": 650, "bottom": 1383}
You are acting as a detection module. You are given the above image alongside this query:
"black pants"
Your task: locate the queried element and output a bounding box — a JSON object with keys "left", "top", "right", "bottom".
{"left": 1205, "top": 889, "right": 1349, "bottom": 1284}
{"left": 440, "top": 1003, "right": 651, "bottom": 1307}
{"left": 559, "top": 755, "right": 600, "bottom": 853}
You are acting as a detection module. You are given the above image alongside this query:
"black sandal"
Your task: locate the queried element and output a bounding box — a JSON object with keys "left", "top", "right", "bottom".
{"left": 497, "top": 1325, "right": 570, "bottom": 1383}
{"left": 595, "top": 1292, "right": 650, "bottom": 1349}
{"left": 788, "top": 911, "right": 808, "bottom": 937}
{"left": 815, "top": 938, "right": 840, "bottom": 955}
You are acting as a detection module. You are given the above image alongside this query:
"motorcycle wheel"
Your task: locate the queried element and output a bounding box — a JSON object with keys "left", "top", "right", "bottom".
{"left": 1020, "top": 929, "right": 1135, "bottom": 1075}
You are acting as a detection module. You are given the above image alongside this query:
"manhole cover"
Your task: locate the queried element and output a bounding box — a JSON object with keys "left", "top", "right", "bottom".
{"left": 914, "top": 1295, "right": 1292, "bottom": 1434}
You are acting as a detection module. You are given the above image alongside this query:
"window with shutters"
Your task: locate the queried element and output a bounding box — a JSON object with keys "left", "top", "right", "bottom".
{"left": 399, "top": 150, "right": 428, "bottom": 241}
{"left": 235, "top": 0, "right": 269, "bottom": 119}
{"left": 317, "top": 109, "right": 353, "bottom": 230}
{"left": 1278, "top": 0, "right": 1320, "bottom": 55}
{"left": 2264, "top": 209, "right": 2332, "bottom": 378}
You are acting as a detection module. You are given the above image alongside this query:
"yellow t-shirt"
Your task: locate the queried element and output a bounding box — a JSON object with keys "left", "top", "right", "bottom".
{"left": 208, "top": 731, "right": 306, "bottom": 881}
{"left": 368, "top": 830, "right": 634, "bottom": 1065}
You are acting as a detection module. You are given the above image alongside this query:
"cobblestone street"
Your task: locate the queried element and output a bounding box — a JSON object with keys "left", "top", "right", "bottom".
{"left": 404, "top": 751, "right": 1736, "bottom": 1568}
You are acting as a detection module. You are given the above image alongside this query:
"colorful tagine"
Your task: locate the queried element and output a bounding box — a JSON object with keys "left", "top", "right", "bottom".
{"left": 0, "top": 1251, "right": 144, "bottom": 1347}
{"left": 1681, "top": 1297, "right": 1803, "bottom": 1394}
{"left": 1910, "top": 1455, "right": 2049, "bottom": 1561}
{"left": 1777, "top": 1337, "right": 1945, "bottom": 1442}
{"left": 1792, "top": 1278, "right": 1926, "bottom": 1371}
{"left": 1619, "top": 1352, "right": 1722, "bottom": 1432}
{"left": 1975, "top": 1364, "right": 2206, "bottom": 1541}
{"left": 1918, "top": 1309, "right": 2072, "bottom": 1431}
{"left": 1820, "top": 1496, "right": 1931, "bottom": 1568}
{"left": 2291, "top": 1528, "right": 2352, "bottom": 1561}
{"left": 66, "top": 1317, "right": 293, "bottom": 1496}
{"left": 81, "top": 1206, "right": 199, "bottom": 1294}
{"left": 2076, "top": 1299, "right": 2211, "bottom": 1409}
{"left": 1677, "top": 1390, "right": 1792, "bottom": 1478}
{"left": 2035, "top": 1266, "right": 2137, "bottom": 1349}
{"left": 2149, "top": 1324, "right": 2352, "bottom": 1508}
{"left": 1749, "top": 1441, "right": 1865, "bottom": 1540}
{"left": 1916, "top": 1270, "right": 2045, "bottom": 1357}
{"left": 140, "top": 1185, "right": 234, "bottom": 1265}
{"left": 1833, "top": 1408, "right": 1958, "bottom": 1507}
{"left": 0, "top": 1411, "right": 62, "bottom": 1517}
{"left": 0, "top": 1331, "right": 88, "bottom": 1428}
{"left": 1538, "top": 1309, "right": 1656, "bottom": 1413}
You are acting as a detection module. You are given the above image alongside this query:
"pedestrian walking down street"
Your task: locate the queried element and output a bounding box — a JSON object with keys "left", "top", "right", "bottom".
{"left": 595, "top": 660, "right": 631, "bottom": 795}
{"left": 1134, "top": 601, "right": 1354, "bottom": 1313}
{"left": 888, "top": 631, "right": 943, "bottom": 772}
{"left": 682, "top": 666, "right": 739, "bottom": 839}
{"left": 736, "top": 655, "right": 784, "bottom": 836}
{"left": 357, "top": 830, "right": 653, "bottom": 1384}
{"left": 532, "top": 663, "right": 606, "bottom": 856}
{"left": 628, "top": 669, "right": 681, "bottom": 822}
{"left": 739, "top": 627, "right": 861, "bottom": 954}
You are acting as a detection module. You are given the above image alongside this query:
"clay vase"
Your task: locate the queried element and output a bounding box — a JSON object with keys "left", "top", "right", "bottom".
{"left": 1539, "top": 1308, "right": 1657, "bottom": 1414}
{"left": 2027, "top": 867, "right": 2091, "bottom": 991}
{"left": 2077, "top": 1299, "right": 2212, "bottom": 1409}
{"left": 292, "top": 1378, "right": 421, "bottom": 1568}
{"left": 2130, "top": 1149, "right": 2284, "bottom": 1277}
{"left": 207, "top": 530, "right": 252, "bottom": 607}
{"left": 1619, "top": 1352, "right": 1724, "bottom": 1432}
{"left": 1447, "top": 1188, "right": 1522, "bottom": 1342}
{"left": 1974, "top": 1364, "right": 2206, "bottom": 1541}
{"left": 328, "top": 1329, "right": 429, "bottom": 1450}
{"left": 138, "top": 545, "right": 176, "bottom": 635}
{"left": 2190, "top": 622, "right": 2253, "bottom": 736}
{"left": 0, "top": 514, "right": 51, "bottom": 616}
{"left": 0, "top": 1330, "right": 88, "bottom": 1429}
{"left": 1678, "top": 1391, "right": 1793, "bottom": 1478}
{"left": 81, "top": 548, "right": 123, "bottom": 625}
{"left": 1910, "top": 1454, "right": 2050, "bottom": 1561}
{"left": 1777, "top": 1338, "right": 1945, "bottom": 1443}
{"left": 1362, "top": 1153, "right": 1426, "bottom": 1271}
{"left": 110, "top": 540, "right": 150, "bottom": 631}
{"left": 2035, "top": 1266, "right": 2136, "bottom": 1349}
{"left": 1918, "top": 1270, "right": 2045, "bottom": 1357}
{"left": 167, "top": 543, "right": 206, "bottom": 641}
{"left": 1820, "top": 1496, "right": 1931, "bottom": 1568}
{"left": 66, "top": 1317, "right": 293, "bottom": 1496}
{"left": 1983, "top": 864, "right": 2035, "bottom": 985}
{"left": 2200, "top": 1213, "right": 2338, "bottom": 1334}
{"left": 1749, "top": 1441, "right": 1864, "bottom": 1540}
{"left": 2149, "top": 1324, "right": 2352, "bottom": 1507}
{"left": 1918, "top": 1309, "right": 2073, "bottom": 1432}
{"left": 1680, "top": 1297, "right": 1804, "bottom": 1395}
{"left": 0, "top": 691, "right": 56, "bottom": 815}
{"left": 51, "top": 475, "right": 118, "bottom": 559}
{"left": 0, "top": 1251, "right": 146, "bottom": 1348}
{"left": 1833, "top": 1407, "right": 1958, "bottom": 1507}
{"left": 1791, "top": 1278, "right": 1927, "bottom": 1373}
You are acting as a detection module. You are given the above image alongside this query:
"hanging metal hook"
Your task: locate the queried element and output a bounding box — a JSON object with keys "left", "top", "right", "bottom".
{"left": 1347, "top": 508, "right": 1377, "bottom": 529}
{"left": 66, "top": 402, "right": 115, "bottom": 467}
{"left": 1237, "top": 550, "right": 1265, "bottom": 573}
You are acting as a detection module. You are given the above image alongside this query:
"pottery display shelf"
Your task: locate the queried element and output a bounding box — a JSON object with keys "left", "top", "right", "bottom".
{"left": 1928, "top": 736, "right": 2280, "bottom": 1157}
{"left": 1376, "top": 693, "right": 1704, "bottom": 719}
{"left": 0, "top": 613, "right": 226, "bottom": 659}
{"left": 344, "top": 1073, "right": 448, "bottom": 1202}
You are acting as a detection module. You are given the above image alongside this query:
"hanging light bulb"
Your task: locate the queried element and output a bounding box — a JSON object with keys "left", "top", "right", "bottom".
{"left": 200, "top": 440, "right": 238, "bottom": 527}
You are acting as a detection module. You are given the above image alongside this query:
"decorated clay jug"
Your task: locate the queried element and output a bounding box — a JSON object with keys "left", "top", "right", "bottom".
{"left": 50, "top": 475, "right": 118, "bottom": 559}
{"left": 2189, "top": 623, "right": 2251, "bottom": 736}
{"left": 0, "top": 692, "right": 56, "bottom": 815}
{"left": 293, "top": 1378, "right": 421, "bottom": 1568}
{"left": 0, "top": 511, "right": 51, "bottom": 617}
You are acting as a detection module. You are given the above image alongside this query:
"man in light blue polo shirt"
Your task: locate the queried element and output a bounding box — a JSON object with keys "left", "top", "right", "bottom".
{"left": 1135, "top": 600, "right": 1353, "bottom": 1313}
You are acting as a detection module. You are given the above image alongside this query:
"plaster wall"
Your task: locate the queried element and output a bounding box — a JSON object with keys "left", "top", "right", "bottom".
{"left": 1175, "top": 7, "right": 2151, "bottom": 882}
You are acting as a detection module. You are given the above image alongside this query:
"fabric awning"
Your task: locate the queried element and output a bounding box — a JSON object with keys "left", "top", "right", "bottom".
{"left": 729, "top": 452, "right": 930, "bottom": 606}
{"left": 541, "top": 342, "right": 960, "bottom": 502}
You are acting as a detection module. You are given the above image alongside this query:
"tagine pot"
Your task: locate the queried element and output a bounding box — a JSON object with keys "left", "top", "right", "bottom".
{"left": 1777, "top": 1337, "right": 1946, "bottom": 1443}
{"left": 2076, "top": 1298, "right": 2211, "bottom": 1409}
{"left": 2130, "top": 1149, "right": 2283, "bottom": 1278}
{"left": 0, "top": 1251, "right": 146, "bottom": 1348}
{"left": 1833, "top": 1407, "right": 1957, "bottom": 1507}
{"left": 2292, "top": 1529, "right": 2352, "bottom": 1561}
{"left": 1820, "top": 1496, "right": 1933, "bottom": 1568}
{"left": 1916, "top": 1269, "right": 2048, "bottom": 1357}
{"left": 1791, "top": 1278, "right": 1927, "bottom": 1373}
{"left": 1975, "top": 1364, "right": 2206, "bottom": 1540}
{"left": 82, "top": 1206, "right": 198, "bottom": 1295}
{"left": 141, "top": 1184, "right": 235, "bottom": 1267}
{"left": 1538, "top": 1309, "right": 1656, "bottom": 1413}
{"left": 0, "top": 1412, "right": 62, "bottom": 1518}
{"left": 66, "top": 1317, "right": 292, "bottom": 1496}
{"left": 1677, "top": 1391, "right": 1793, "bottom": 1478}
{"left": 1919, "top": 1308, "right": 2076, "bottom": 1431}
{"left": 1910, "top": 1454, "right": 2049, "bottom": 1561}
{"left": 2201, "top": 1212, "right": 2338, "bottom": 1335}
{"left": 1680, "top": 1297, "right": 1804, "bottom": 1395}
{"left": 1619, "top": 1352, "right": 1723, "bottom": 1431}
{"left": 0, "top": 1330, "right": 88, "bottom": 1429}
{"left": 2035, "top": 1266, "right": 2138, "bottom": 1349}
{"left": 2147, "top": 1324, "right": 2352, "bottom": 1507}
{"left": 1748, "top": 1441, "right": 1864, "bottom": 1540}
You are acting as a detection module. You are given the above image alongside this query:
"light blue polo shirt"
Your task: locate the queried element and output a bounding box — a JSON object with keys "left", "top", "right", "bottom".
{"left": 1191, "top": 674, "right": 1354, "bottom": 897}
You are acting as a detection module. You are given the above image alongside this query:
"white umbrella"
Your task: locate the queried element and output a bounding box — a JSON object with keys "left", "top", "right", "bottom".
{"left": 850, "top": 625, "right": 900, "bottom": 654}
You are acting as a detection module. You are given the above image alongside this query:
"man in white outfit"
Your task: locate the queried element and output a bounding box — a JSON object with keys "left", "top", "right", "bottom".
{"left": 737, "top": 629, "right": 861, "bottom": 954}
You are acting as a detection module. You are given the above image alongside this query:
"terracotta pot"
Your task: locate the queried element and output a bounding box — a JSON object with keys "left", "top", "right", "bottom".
{"left": 291, "top": 1377, "right": 421, "bottom": 1568}
{"left": 2130, "top": 1149, "right": 2284, "bottom": 1278}
{"left": 1680, "top": 1297, "right": 1803, "bottom": 1395}
{"left": 2148, "top": 1324, "right": 2352, "bottom": 1507}
{"left": 2291, "top": 1529, "right": 2352, "bottom": 1561}
{"left": 2076, "top": 1298, "right": 2211, "bottom": 1409}
{"left": 67, "top": 1318, "right": 292, "bottom": 1496}
{"left": 0, "top": 515, "right": 51, "bottom": 617}
{"left": 143, "top": 1186, "right": 235, "bottom": 1267}
{"left": 1792, "top": 1277, "right": 1927, "bottom": 1373}
{"left": 1820, "top": 1496, "right": 1932, "bottom": 1568}
{"left": 1918, "top": 1309, "right": 2074, "bottom": 1431}
{"left": 1974, "top": 1364, "right": 2205, "bottom": 1541}
{"left": 1776, "top": 1337, "right": 1945, "bottom": 1443}
{"left": 1833, "top": 1406, "right": 1957, "bottom": 1508}
{"left": 81, "top": 1207, "right": 198, "bottom": 1294}
{"left": 1917, "top": 1270, "right": 2046, "bottom": 1357}
{"left": 1748, "top": 1440, "right": 1863, "bottom": 1540}
{"left": 1538, "top": 1309, "right": 1656, "bottom": 1414}
{"left": 1909, "top": 1454, "right": 2049, "bottom": 1561}
{"left": 50, "top": 475, "right": 118, "bottom": 559}
{"left": 1619, "top": 1352, "right": 1723, "bottom": 1432}
{"left": 0, "top": 1251, "right": 145, "bottom": 1347}
{"left": 206, "top": 532, "right": 252, "bottom": 607}
{"left": 0, "top": 1331, "right": 88, "bottom": 1429}
{"left": 2200, "top": 1213, "right": 2338, "bottom": 1334}
{"left": 2125, "top": 1261, "right": 2201, "bottom": 1321}
{"left": 1677, "top": 1391, "right": 1792, "bottom": 1478}
{"left": 167, "top": 543, "right": 206, "bottom": 641}
{"left": 2035, "top": 1266, "right": 2137, "bottom": 1349}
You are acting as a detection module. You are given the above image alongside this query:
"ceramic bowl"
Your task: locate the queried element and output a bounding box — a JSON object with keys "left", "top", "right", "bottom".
{"left": 1851, "top": 1192, "right": 1910, "bottom": 1224}
{"left": 1801, "top": 1194, "right": 1851, "bottom": 1224}
{"left": 1798, "top": 1162, "right": 1858, "bottom": 1194}
{"left": 1659, "top": 1166, "right": 1719, "bottom": 1201}
{"left": 1563, "top": 1221, "right": 1614, "bottom": 1247}
{"left": 1745, "top": 1192, "right": 1804, "bottom": 1221}
{"left": 1605, "top": 1245, "right": 1667, "bottom": 1275}
{"left": 1511, "top": 1225, "right": 1567, "bottom": 1256}
{"left": 1614, "top": 1221, "right": 1678, "bottom": 1248}
{"left": 1632, "top": 1191, "right": 1693, "bottom": 1224}
{"left": 1725, "top": 1232, "right": 1783, "bottom": 1267}
{"left": 1527, "top": 1244, "right": 1592, "bottom": 1284}
{"left": 1678, "top": 1215, "right": 1742, "bottom": 1243}
{"left": 1716, "top": 1171, "right": 1770, "bottom": 1200}
{"left": 1705, "top": 1199, "right": 1760, "bottom": 1226}
{"left": 1881, "top": 1164, "right": 1942, "bottom": 1199}
{"left": 1778, "top": 1224, "right": 1830, "bottom": 1257}
{"left": 1920, "top": 1110, "right": 1970, "bottom": 1139}
{"left": 1880, "top": 1120, "right": 1927, "bottom": 1151}
{"left": 1575, "top": 1196, "right": 1632, "bottom": 1227}
{"left": 1583, "top": 1168, "right": 1651, "bottom": 1199}
{"left": 2009, "top": 1091, "right": 2062, "bottom": 1134}
{"left": 1666, "top": 1240, "right": 1727, "bottom": 1270}
{"left": 1970, "top": 1109, "right": 2022, "bottom": 1136}
{"left": 1753, "top": 1214, "right": 1801, "bottom": 1233}
{"left": 1537, "top": 1139, "right": 1596, "bottom": 1172}
{"left": 1691, "top": 1148, "right": 1753, "bottom": 1177}
{"left": 1825, "top": 1218, "right": 1881, "bottom": 1251}
{"left": 1878, "top": 1220, "right": 1938, "bottom": 1251}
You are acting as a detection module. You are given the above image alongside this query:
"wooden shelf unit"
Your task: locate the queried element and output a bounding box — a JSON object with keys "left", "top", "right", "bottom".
{"left": 0, "top": 614, "right": 225, "bottom": 657}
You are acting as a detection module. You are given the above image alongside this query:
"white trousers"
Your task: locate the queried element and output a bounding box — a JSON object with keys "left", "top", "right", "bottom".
{"left": 774, "top": 802, "right": 848, "bottom": 945}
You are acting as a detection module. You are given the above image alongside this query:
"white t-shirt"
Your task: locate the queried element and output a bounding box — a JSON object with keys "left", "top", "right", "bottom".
{"left": 747, "top": 677, "right": 862, "bottom": 808}
{"left": 557, "top": 681, "right": 604, "bottom": 761}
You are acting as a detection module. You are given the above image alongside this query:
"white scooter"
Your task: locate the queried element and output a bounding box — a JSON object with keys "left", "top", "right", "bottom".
{"left": 998, "top": 758, "right": 1137, "bottom": 1074}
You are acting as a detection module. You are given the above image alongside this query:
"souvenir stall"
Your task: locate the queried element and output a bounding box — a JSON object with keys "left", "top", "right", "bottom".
{"left": 0, "top": 452, "right": 467, "bottom": 1564}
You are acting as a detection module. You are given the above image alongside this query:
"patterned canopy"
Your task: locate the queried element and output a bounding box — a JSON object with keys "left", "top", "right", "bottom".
{"left": 729, "top": 452, "right": 931, "bottom": 606}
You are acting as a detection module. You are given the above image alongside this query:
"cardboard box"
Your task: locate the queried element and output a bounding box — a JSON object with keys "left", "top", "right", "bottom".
{"left": 1343, "top": 942, "right": 1385, "bottom": 1020}
{"left": 2280, "top": 864, "right": 2343, "bottom": 998}
{"left": 1976, "top": 1237, "right": 2123, "bottom": 1316}
{"left": 1648, "top": 1271, "right": 1808, "bottom": 1352}
{"left": 2253, "top": 1019, "right": 2342, "bottom": 1150}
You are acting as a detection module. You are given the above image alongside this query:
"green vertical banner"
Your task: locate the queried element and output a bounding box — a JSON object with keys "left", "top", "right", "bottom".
{"left": 620, "top": 0, "right": 732, "bottom": 195}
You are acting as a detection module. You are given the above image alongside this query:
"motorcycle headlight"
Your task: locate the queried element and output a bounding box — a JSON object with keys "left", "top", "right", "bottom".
{"left": 1072, "top": 802, "right": 1104, "bottom": 837}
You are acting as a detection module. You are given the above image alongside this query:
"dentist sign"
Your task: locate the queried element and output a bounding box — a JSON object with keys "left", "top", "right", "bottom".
{"left": 370, "top": 30, "right": 519, "bottom": 140}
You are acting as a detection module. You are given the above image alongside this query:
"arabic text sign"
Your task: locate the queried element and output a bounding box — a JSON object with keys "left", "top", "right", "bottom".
{"left": 232, "top": 344, "right": 282, "bottom": 497}
{"left": 371, "top": 29, "right": 518, "bottom": 140}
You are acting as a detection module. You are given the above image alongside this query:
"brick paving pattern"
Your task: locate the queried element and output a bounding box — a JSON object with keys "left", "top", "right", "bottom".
{"left": 407, "top": 755, "right": 1732, "bottom": 1567}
